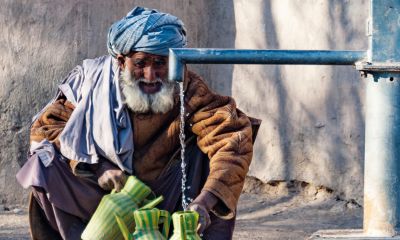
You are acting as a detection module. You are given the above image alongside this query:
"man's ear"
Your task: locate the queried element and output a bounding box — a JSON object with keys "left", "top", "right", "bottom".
{"left": 116, "top": 55, "right": 125, "bottom": 70}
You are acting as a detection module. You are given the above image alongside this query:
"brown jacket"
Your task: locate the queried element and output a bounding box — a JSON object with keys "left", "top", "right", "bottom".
{"left": 31, "top": 70, "right": 256, "bottom": 218}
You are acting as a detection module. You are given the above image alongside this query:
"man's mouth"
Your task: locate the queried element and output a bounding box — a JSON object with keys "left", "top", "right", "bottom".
{"left": 139, "top": 81, "right": 162, "bottom": 94}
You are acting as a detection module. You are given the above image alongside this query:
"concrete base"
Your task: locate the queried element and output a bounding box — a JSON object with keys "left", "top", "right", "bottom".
{"left": 310, "top": 229, "right": 400, "bottom": 240}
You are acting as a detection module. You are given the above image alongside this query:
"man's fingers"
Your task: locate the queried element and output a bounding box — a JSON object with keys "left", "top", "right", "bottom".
{"left": 188, "top": 203, "right": 211, "bottom": 233}
{"left": 197, "top": 222, "right": 204, "bottom": 233}
{"left": 119, "top": 173, "right": 127, "bottom": 186}
{"left": 98, "top": 172, "right": 116, "bottom": 191}
{"left": 112, "top": 177, "right": 123, "bottom": 192}
{"left": 197, "top": 217, "right": 208, "bottom": 233}
{"left": 97, "top": 169, "right": 126, "bottom": 192}
{"left": 110, "top": 171, "right": 126, "bottom": 192}
{"left": 200, "top": 211, "right": 211, "bottom": 233}
{"left": 98, "top": 177, "right": 113, "bottom": 190}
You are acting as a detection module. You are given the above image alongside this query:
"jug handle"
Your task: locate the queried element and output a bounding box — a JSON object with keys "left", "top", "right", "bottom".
{"left": 115, "top": 213, "right": 133, "bottom": 240}
{"left": 159, "top": 210, "right": 171, "bottom": 239}
{"left": 141, "top": 191, "right": 158, "bottom": 206}
{"left": 179, "top": 215, "right": 187, "bottom": 240}
{"left": 140, "top": 196, "right": 164, "bottom": 209}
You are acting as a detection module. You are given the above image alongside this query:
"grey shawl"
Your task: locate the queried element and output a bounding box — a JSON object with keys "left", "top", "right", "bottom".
{"left": 34, "top": 55, "right": 134, "bottom": 173}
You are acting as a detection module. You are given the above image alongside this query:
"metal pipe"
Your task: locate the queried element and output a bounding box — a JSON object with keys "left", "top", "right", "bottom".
{"left": 168, "top": 49, "right": 367, "bottom": 82}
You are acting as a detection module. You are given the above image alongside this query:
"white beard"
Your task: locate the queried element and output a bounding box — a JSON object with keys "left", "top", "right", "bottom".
{"left": 120, "top": 68, "right": 176, "bottom": 114}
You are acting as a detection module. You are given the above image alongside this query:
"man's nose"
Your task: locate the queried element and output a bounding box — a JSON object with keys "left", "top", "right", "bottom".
{"left": 143, "top": 66, "right": 158, "bottom": 81}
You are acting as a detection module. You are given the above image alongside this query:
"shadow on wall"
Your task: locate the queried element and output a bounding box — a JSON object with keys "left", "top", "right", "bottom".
{"left": 248, "top": 1, "right": 292, "bottom": 179}
{"left": 188, "top": 0, "right": 236, "bottom": 96}
{"left": 324, "top": 0, "right": 365, "bottom": 196}
{"left": 235, "top": 0, "right": 367, "bottom": 201}
{"left": 259, "top": 0, "right": 291, "bottom": 180}
{"left": 279, "top": 0, "right": 366, "bottom": 196}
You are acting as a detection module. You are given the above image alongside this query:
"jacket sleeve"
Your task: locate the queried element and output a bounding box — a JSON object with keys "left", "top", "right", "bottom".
{"left": 185, "top": 71, "right": 253, "bottom": 219}
{"left": 30, "top": 98, "right": 75, "bottom": 149}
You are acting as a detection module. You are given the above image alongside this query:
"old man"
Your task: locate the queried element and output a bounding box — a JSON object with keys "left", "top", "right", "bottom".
{"left": 17, "top": 6, "right": 257, "bottom": 240}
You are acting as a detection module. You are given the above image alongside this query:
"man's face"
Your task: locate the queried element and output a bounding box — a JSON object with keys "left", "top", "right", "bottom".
{"left": 120, "top": 52, "right": 169, "bottom": 94}
{"left": 118, "top": 52, "right": 176, "bottom": 114}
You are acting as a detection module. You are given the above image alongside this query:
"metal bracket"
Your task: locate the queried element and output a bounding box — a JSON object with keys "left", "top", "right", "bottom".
{"left": 355, "top": 61, "right": 400, "bottom": 78}
{"left": 355, "top": 61, "right": 400, "bottom": 72}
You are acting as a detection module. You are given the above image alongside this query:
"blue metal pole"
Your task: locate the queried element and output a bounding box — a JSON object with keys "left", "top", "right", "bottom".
{"left": 169, "top": 49, "right": 366, "bottom": 82}
{"left": 363, "top": 0, "right": 400, "bottom": 236}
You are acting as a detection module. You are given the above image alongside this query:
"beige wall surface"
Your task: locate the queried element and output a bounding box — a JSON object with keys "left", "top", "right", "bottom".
{"left": 233, "top": 0, "right": 368, "bottom": 203}
{"left": 0, "top": 0, "right": 368, "bottom": 204}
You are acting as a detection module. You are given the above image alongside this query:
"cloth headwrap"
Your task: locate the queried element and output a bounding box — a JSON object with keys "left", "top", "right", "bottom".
{"left": 107, "top": 6, "right": 187, "bottom": 57}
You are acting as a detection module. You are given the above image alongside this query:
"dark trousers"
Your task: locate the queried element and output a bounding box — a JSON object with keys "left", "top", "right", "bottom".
{"left": 26, "top": 141, "right": 235, "bottom": 240}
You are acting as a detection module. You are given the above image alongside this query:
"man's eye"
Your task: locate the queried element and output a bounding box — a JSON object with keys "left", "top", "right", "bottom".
{"left": 154, "top": 59, "right": 167, "bottom": 66}
{"left": 134, "top": 59, "right": 146, "bottom": 68}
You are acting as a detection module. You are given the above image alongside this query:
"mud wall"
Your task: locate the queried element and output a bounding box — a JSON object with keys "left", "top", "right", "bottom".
{"left": 0, "top": 0, "right": 368, "bottom": 204}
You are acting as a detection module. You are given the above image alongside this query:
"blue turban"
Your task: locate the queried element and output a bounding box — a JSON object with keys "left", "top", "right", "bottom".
{"left": 107, "top": 7, "right": 187, "bottom": 57}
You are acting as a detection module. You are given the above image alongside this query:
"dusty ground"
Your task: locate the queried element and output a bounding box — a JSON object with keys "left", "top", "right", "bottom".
{"left": 0, "top": 206, "right": 29, "bottom": 240}
{"left": 232, "top": 178, "right": 363, "bottom": 239}
{"left": 0, "top": 178, "right": 362, "bottom": 240}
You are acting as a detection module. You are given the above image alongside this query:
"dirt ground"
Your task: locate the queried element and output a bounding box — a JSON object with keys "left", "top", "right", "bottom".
{"left": 0, "top": 178, "right": 362, "bottom": 240}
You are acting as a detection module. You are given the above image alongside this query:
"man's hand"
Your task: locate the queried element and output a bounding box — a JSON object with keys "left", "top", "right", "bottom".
{"left": 188, "top": 202, "right": 211, "bottom": 233}
{"left": 188, "top": 191, "right": 218, "bottom": 233}
{"left": 95, "top": 160, "right": 127, "bottom": 192}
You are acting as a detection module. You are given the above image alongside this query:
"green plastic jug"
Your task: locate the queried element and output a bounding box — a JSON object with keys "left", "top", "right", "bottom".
{"left": 170, "top": 211, "right": 202, "bottom": 240}
{"left": 116, "top": 207, "right": 171, "bottom": 240}
{"left": 81, "top": 176, "right": 163, "bottom": 240}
